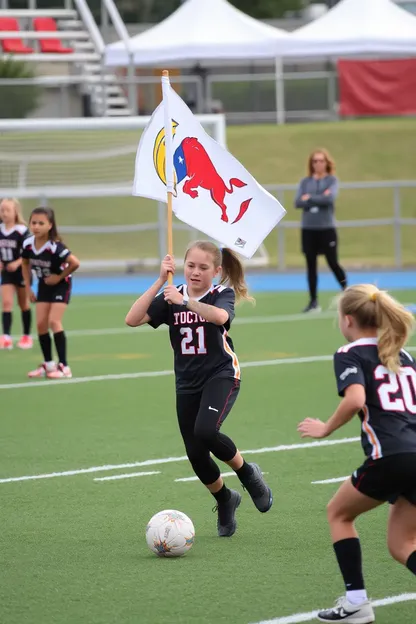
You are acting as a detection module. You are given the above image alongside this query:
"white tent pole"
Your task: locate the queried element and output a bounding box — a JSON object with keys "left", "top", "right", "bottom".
{"left": 275, "top": 56, "right": 285, "bottom": 125}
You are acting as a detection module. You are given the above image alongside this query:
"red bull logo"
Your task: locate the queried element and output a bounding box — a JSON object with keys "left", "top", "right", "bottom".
{"left": 153, "top": 125, "right": 252, "bottom": 224}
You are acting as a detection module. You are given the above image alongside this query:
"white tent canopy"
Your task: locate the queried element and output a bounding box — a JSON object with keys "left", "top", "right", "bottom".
{"left": 286, "top": 0, "right": 416, "bottom": 57}
{"left": 104, "top": 0, "right": 290, "bottom": 67}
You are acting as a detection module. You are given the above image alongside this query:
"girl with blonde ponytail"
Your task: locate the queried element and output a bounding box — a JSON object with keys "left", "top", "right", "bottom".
{"left": 126, "top": 240, "right": 271, "bottom": 540}
{"left": 298, "top": 284, "right": 416, "bottom": 623}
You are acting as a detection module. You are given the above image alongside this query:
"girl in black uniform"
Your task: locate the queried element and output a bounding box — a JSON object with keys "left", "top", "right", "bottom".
{"left": 22, "top": 208, "right": 80, "bottom": 379}
{"left": 126, "top": 240, "right": 273, "bottom": 540}
{"left": 298, "top": 285, "right": 416, "bottom": 623}
{"left": 0, "top": 198, "right": 32, "bottom": 350}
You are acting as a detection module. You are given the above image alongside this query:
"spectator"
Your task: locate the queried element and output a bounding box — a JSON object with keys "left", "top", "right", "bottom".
{"left": 295, "top": 148, "right": 347, "bottom": 313}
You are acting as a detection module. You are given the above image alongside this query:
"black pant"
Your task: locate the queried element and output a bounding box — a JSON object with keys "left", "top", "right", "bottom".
{"left": 176, "top": 377, "right": 240, "bottom": 485}
{"left": 302, "top": 228, "right": 347, "bottom": 301}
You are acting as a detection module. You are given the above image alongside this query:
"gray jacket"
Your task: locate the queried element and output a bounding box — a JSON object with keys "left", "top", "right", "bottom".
{"left": 294, "top": 175, "right": 339, "bottom": 230}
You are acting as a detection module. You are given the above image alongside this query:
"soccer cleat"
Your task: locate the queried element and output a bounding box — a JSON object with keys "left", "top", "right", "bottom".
{"left": 303, "top": 300, "right": 322, "bottom": 313}
{"left": 317, "top": 596, "right": 375, "bottom": 623}
{"left": 17, "top": 335, "right": 33, "bottom": 350}
{"left": 28, "top": 362, "right": 56, "bottom": 378}
{"left": 213, "top": 489, "right": 241, "bottom": 537}
{"left": 0, "top": 335, "right": 13, "bottom": 350}
{"left": 242, "top": 463, "right": 273, "bottom": 513}
{"left": 46, "top": 363, "right": 72, "bottom": 379}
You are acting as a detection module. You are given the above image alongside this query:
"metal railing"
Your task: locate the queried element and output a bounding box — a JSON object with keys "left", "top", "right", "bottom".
{"left": 267, "top": 181, "right": 416, "bottom": 269}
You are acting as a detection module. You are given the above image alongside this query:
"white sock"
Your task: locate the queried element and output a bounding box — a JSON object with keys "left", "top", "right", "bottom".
{"left": 347, "top": 589, "right": 368, "bottom": 605}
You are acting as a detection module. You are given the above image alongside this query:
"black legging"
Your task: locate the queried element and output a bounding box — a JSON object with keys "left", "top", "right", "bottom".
{"left": 306, "top": 247, "right": 347, "bottom": 301}
{"left": 176, "top": 377, "right": 239, "bottom": 485}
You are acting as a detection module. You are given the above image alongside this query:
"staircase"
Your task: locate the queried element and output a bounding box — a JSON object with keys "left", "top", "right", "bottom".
{"left": 58, "top": 13, "right": 131, "bottom": 117}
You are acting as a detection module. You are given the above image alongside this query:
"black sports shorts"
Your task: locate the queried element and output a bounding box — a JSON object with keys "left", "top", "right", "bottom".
{"left": 176, "top": 376, "right": 240, "bottom": 431}
{"left": 1, "top": 267, "right": 25, "bottom": 288}
{"left": 301, "top": 228, "right": 338, "bottom": 256}
{"left": 37, "top": 279, "right": 71, "bottom": 304}
{"left": 351, "top": 453, "right": 416, "bottom": 505}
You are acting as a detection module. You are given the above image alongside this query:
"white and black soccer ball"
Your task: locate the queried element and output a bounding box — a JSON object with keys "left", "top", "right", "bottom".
{"left": 145, "top": 509, "right": 195, "bottom": 557}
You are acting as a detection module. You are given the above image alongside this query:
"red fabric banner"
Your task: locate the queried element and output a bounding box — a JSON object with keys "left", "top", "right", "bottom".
{"left": 338, "top": 58, "right": 416, "bottom": 117}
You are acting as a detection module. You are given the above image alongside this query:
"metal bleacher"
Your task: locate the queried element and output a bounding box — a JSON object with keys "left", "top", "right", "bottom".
{"left": 0, "top": 1, "right": 132, "bottom": 116}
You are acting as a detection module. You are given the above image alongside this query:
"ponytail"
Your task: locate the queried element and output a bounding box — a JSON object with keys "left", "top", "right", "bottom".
{"left": 375, "top": 291, "right": 414, "bottom": 373}
{"left": 339, "top": 285, "right": 414, "bottom": 373}
{"left": 220, "top": 247, "right": 254, "bottom": 303}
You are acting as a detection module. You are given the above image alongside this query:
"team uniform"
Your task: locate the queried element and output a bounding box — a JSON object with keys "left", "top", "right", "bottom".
{"left": 0, "top": 223, "right": 29, "bottom": 288}
{"left": 334, "top": 336, "right": 416, "bottom": 505}
{"left": 21, "top": 236, "right": 72, "bottom": 304}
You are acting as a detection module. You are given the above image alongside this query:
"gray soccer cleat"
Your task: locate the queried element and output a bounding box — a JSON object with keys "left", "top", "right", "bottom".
{"left": 317, "top": 596, "right": 375, "bottom": 623}
{"left": 243, "top": 463, "right": 273, "bottom": 513}
{"left": 214, "top": 489, "right": 241, "bottom": 537}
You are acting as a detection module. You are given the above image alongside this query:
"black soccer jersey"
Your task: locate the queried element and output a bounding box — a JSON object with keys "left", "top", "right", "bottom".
{"left": 21, "top": 236, "right": 71, "bottom": 283}
{"left": 147, "top": 284, "right": 240, "bottom": 393}
{"left": 334, "top": 337, "right": 416, "bottom": 460}
{"left": 0, "top": 223, "right": 28, "bottom": 265}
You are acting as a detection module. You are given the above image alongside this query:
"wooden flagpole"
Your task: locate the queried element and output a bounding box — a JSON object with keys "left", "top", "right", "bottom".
{"left": 162, "top": 69, "right": 174, "bottom": 285}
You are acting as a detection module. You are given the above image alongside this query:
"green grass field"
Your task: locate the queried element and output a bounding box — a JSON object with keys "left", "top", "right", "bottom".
{"left": 1, "top": 290, "right": 416, "bottom": 624}
{"left": 3, "top": 118, "right": 416, "bottom": 267}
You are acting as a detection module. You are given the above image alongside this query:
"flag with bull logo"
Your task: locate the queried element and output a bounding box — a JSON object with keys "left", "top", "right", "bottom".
{"left": 133, "top": 77, "right": 286, "bottom": 259}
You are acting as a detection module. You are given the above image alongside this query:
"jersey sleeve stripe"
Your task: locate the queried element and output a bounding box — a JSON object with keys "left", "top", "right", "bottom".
{"left": 221, "top": 330, "right": 241, "bottom": 380}
{"left": 362, "top": 405, "right": 382, "bottom": 460}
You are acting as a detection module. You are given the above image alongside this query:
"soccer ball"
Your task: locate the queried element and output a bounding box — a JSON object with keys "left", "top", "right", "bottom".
{"left": 145, "top": 509, "right": 195, "bottom": 557}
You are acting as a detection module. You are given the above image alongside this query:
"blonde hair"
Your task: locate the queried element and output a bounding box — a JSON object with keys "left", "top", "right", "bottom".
{"left": 307, "top": 148, "right": 336, "bottom": 177}
{"left": 0, "top": 197, "right": 26, "bottom": 225}
{"left": 184, "top": 240, "right": 254, "bottom": 303}
{"left": 339, "top": 284, "right": 414, "bottom": 373}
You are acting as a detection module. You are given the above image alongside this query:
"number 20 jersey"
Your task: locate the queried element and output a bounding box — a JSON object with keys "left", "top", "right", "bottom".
{"left": 334, "top": 337, "right": 416, "bottom": 460}
{"left": 147, "top": 284, "right": 240, "bottom": 394}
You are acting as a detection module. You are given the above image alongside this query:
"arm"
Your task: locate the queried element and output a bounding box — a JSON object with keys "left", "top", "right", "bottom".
{"left": 5, "top": 257, "right": 22, "bottom": 272}
{"left": 22, "top": 258, "right": 36, "bottom": 303}
{"left": 163, "top": 285, "right": 229, "bottom": 325}
{"left": 297, "top": 385, "right": 365, "bottom": 439}
{"left": 294, "top": 179, "right": 310, "bottom": 209}
{"left": 44, "top": 253, "right": 80, "bottom": 286}
{"left": 125, "top": 277, "right": 166, "bottom": 327}
{"left": 187, "top": 298, "right": 229, "bottom": 326}
{"left": 58, "top": 254, "right": 80, "bottom": 281}
{"left": 297, "top": 350, "right": 366, "bottom": 439}
{"left": 307, "top": 178, "right": 339, "bottom": 207}
{"left": 125, "top": 254, "right": 175, "bottom": 327}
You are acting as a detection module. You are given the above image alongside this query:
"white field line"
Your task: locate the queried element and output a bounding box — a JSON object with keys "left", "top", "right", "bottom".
{"left": 312, "top": 476, "right": 349, "bottom": 485}
{"left": 94, "top": 471, "right": 160, "bottom": 482}
{"left": 0, "top": 354, "right": 335, "bottom": 391}
{"left": 174, "top": 471, "right": 268, "bottom": 483}
{"left": 0, "top": 437, "right": 359, "bottom": 485}
{"left": 10, "top": 311, "right": 337, "bottom": 341}
{"left": 2, "top": 344, "right": 416, "bottom": 391}
{"left": 251, "top": 592, "right": 416, "bottom": 624}
{"left": 175, "top": 472, "right": 236, "bottom": 483}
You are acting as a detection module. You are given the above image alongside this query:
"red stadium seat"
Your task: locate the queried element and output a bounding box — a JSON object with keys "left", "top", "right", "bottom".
{"left": 33, "top": 17, "right": 73, "bottom": 54}
{"left": 0, "top": 17, "right": 34, "bottom": 54}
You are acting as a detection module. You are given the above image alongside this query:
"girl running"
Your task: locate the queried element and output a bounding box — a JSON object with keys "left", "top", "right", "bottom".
{"left": 126, "top": 240, "right": 272, "bottom": 539}
{"left": 298, "top": 285, "right": 416, "bottom": 623}
{"left": 22, "top": 207, "right": 80, "bottom": 379}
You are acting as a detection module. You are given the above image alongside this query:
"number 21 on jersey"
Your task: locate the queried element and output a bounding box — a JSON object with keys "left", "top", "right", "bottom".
{"left": 375, "top": 365, "right": 416, "bottom": 414}
{"left": 180, "top": 327, "right": 207, "bottom": 355}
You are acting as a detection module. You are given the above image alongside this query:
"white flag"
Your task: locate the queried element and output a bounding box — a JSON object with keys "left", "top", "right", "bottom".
{"left": 133, "top": 80, "right": 286, "bottom": 259}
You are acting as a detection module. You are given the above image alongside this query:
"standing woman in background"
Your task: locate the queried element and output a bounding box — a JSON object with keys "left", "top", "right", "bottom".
{"left": 295, "top": 149, "right": 347, "bottom": 313}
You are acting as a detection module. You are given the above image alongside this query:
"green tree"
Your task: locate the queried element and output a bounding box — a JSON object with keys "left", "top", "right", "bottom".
{"left": 0, "top": 59, "right": 41, "bottom": 119}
